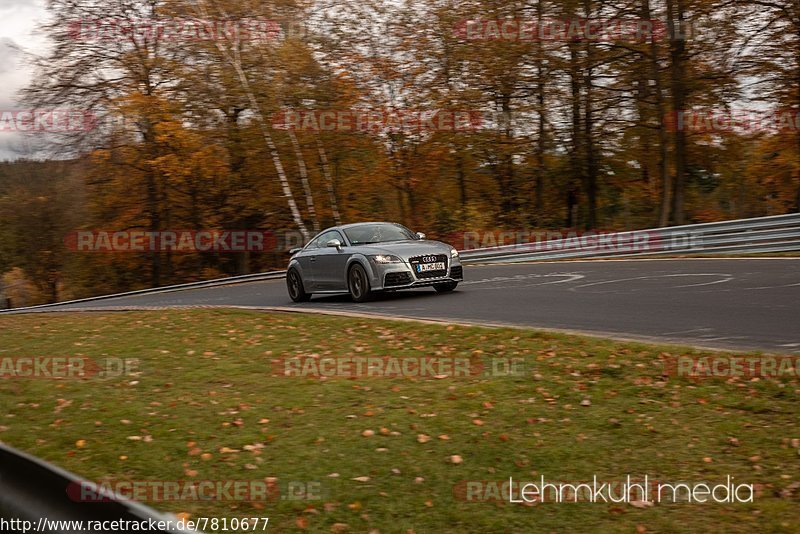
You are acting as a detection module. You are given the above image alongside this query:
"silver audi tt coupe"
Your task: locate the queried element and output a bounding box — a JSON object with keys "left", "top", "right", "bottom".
{"left": 286, "top": 222, "right": 463, "bottom": 302}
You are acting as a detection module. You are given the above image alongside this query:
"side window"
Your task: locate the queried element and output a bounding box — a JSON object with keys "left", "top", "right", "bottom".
{"left": 318, "top": 231, "right": 343, "bottom": 247}
{"left": 306, "top": 230, "right": 344, "bottom": 250}
{"left": 330, "top": 231, "right": 345, "bottom": 245}
{"left": 305, "top": 235, "right": 322, "bottom": 250}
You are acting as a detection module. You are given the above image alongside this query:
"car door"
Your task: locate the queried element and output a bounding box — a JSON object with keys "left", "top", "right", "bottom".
{"left": 312, "top": 230, "right": 350, "bottom": 291}
{"left": 296, "top": 235, "right": 323, "bottom": 291}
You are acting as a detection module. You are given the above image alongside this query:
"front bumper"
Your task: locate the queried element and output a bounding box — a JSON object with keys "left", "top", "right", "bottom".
{"left": 374, "top": 259, "right": 463, "bottom": 291}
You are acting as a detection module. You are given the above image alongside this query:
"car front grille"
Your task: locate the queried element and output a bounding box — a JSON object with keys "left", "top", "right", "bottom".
{"left": 450, "top": 266, "right": 463, "bottom": 280}
{"left": 385, "top": 271, "right": 413, "bottom": 287}
{"left": 409, "top": 254, "right": 449, "bottom": 279}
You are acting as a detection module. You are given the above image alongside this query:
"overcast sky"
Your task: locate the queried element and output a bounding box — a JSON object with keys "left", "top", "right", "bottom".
{"left": 0, "top": 0, "right": 50, "bottom": 161}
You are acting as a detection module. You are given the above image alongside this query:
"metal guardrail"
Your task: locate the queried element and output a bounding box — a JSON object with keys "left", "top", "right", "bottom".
{"left": 1, "top": 214, "right": 797, "bottom": 313}
{"left": 458, "top": 213, "right": 800, "bottom": 263}
{"left": 0, "top": 271, "right": 287, "bottom": 314}
{"left": 0, "top": 443, "right": 198, "bottom": 533}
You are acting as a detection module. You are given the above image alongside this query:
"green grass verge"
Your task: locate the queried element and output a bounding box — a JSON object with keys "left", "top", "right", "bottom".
{"left": 0, "top": 310, "right": 798, "bottom": 533}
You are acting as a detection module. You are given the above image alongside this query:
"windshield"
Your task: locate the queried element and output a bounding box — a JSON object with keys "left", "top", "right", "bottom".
{"left": 344, "top": 223, "right": 417, "bottom": 245}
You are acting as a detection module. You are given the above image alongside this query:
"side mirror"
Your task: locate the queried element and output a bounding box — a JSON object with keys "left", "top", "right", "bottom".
{"left": 289, "top": 248, "right": 302, "bottom": 255}
{"left": 326, "top": 239, "right": 342, "bottom": 249}
{"left": 416, "top": 232, "right": 426, "bottom": 240}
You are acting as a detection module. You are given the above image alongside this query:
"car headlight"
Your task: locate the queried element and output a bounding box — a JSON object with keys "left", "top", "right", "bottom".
{"left": 450, "top": 248, "right": 459, "bottom": 258}
{"left": 371, "top": 254, "right": 402, "bottom": 264}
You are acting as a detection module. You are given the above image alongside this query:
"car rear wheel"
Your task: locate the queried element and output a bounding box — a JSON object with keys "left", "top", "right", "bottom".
{"left": 287, "top": 269, "right": 311, "bottom": 302}
{"left": 348, "top": 264, "right": 373, "bottom": 302}
{"left": 433, "top": 281, "right": 458, "bottom": 293}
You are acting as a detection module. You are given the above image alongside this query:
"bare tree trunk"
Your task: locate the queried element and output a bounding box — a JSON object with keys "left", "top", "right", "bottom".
{"left": 315, "top": 134, "right": 342, "bottom": 225}
{"left": 142, "top": 121, "right": 162, "bottom": 287}
{"left": 639, "top": 0, "right": 672, "bottom": 227}
{"left": 456, "top": 152, "right": 467, "bottom": 211}
{"left": 236, "top": 69, "right": 310, "bottom": 241}
{"left": 583, "top": 0, "right": 598, "bottom": 230}
{"left": 568, "top": 36, "right": 583, "bottom": 229}
{"left": 195, "top": 3, "right": 310, "bottom": 242}
{"left": 667, "top": 0, "right": 688, "bottom": 225}
{"left": 531, "top": 0, "right": 547, "bottom": 226}
{"left": 288, "top": 130, "right": 320, "bottom": 232}
{"left": 796, "top": 40, "right": 800, "bottom": 213}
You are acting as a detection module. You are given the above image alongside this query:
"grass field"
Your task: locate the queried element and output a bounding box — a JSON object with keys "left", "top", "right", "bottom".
{"left": 0, "top": 310, "right": 798, "bottom": 533}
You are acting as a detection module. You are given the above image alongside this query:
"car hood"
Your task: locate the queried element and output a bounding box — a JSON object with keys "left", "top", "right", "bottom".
{"left": 355, "top": 240, "right": 453, "bottom": 258}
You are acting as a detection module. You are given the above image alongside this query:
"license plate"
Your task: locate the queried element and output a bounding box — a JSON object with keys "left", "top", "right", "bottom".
{"left": 416, "top": 262, "right": 445, "bottom": 273}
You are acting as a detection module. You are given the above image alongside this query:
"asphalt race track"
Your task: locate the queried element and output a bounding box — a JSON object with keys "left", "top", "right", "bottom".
{"left": 18, "top": 258, "right": 800, "bottom": 353}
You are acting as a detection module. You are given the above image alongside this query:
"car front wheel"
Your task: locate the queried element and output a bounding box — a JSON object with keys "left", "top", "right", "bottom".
{"left": 433, "top": 281, "right": 458, "bottom": 293}
{"left": 287, "top": 268, "right": 311, "bottom": 302}
{"left": 348, "top": 263, "right": 373, "bottom": 302}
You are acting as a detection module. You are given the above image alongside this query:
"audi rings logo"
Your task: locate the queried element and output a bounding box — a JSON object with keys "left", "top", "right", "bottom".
{"left": 422, "top": 255, "right": 437, "bottom": 263}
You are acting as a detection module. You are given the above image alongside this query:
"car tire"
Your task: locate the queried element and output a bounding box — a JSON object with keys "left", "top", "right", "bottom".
{"left": 287, "top": 268, "right": 311, "bottom": 302}
{"left": 348, "top": 263, "right": 373, "bottom": 302}
{"left": 433, "top": 281, "right": 458, "bottom": 293}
